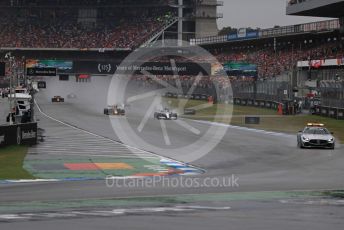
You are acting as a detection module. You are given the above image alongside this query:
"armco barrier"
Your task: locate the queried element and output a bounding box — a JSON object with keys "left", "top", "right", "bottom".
{"left": 0, "top": 122, "right": 37, "bottom": 147}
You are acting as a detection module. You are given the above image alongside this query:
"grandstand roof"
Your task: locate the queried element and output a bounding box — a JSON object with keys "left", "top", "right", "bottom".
{"left": 287, "top": 0, "right": 344, "bottom": 17}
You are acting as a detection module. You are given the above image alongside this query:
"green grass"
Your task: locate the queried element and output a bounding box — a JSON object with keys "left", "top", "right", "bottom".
{"left": 0, "top": 146, "right": 35, "bottom": 180}
{"left": 166, "top": 98, "right": 344, "bottom": 143}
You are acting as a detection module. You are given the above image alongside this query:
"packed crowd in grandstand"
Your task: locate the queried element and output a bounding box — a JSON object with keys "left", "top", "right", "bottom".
{"left": 0, "top": 7, "right": 175, "bottom": 49}
{"left": 212, "top": 39, "right": 344, "bottom": 79}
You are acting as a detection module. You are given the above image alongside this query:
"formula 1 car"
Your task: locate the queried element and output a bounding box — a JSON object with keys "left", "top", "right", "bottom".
{"left": 297, "top": 123, "right": 335, "bottom": 149}
{"left": 51, "top": 96, "right": 64, "bottom": 103}
{"left": 154, "top": 108, "right": 178, "bottom": 120}
{"left": 104, "top": 105, "right": 125, "bottom": 116}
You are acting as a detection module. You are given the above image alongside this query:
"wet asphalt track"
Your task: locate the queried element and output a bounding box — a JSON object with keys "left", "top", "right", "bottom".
{"left": 0, "top": 77, "right": 344, "bottom": 229}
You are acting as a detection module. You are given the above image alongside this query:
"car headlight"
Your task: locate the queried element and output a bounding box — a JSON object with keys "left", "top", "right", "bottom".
{"left": 328, "top": 138, "right": 334, "bottom": 142}
{"left": 302, "top": 136, "right": 309, "bottom": 142}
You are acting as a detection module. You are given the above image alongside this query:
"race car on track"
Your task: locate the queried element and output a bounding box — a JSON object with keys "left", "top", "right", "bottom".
{"left": 104, "top": 105, "right": 125, "bottom": 116}
{"left": 297, "top": 123, "right": 335, "bottom": 149}
{"left": 154, "top": 108, "right": 178, "bottom": 120}
{"left": 52, "top": 96, "right": 64, "bottom": 103}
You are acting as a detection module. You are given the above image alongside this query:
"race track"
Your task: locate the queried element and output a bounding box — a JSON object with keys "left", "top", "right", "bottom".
{"left": 1, "top": 76, "right": 344, "bottom": 229}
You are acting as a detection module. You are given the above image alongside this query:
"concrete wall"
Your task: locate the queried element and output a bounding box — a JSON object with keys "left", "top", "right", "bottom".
{"left": 195, "top": 0, "right": 219, "bottom": 38}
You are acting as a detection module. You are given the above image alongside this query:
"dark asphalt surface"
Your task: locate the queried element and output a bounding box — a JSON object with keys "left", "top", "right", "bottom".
{"left": 1, "top": 77, "right": 344, "bottom": 229}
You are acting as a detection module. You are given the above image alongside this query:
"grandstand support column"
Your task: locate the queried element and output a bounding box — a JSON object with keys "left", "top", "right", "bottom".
{"left": 178, "top": 0, "right": 183, "bottom": 46}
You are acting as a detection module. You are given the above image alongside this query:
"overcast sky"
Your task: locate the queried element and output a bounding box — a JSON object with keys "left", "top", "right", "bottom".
{"left": 217, "top": 0, "right": 332, "bottom": 29}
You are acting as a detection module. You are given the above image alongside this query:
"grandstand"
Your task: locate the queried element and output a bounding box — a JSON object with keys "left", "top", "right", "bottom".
{"left": 173, "top": 0, "right": 344, "bottom": 113}
{"left": 0, "top": 1, "right": 176, "bottom": 50}
{"left": 0, "top": 0, "right": 221, "bottom": 51}
{"left": 287, "top": 0, "right": 344, "bottom": 18}
{"left": 1, "top": 0, "right": 343, "bottom": 116}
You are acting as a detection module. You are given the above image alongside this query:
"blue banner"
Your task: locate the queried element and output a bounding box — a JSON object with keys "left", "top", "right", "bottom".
{"left": 227, "top": 30, "right": 258, "bottom": 41}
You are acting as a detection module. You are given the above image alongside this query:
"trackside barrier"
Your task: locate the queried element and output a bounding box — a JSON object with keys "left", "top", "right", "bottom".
{"left": 321, "top": 107, "right": 329, "bottom": 117}
{"left": 165, "top": 92, "right": 209, "bottom": 101}
{"left": 0, "top": 122, "right": 37, "bottom": 147}
{"left": 315, "top": 106, "right": 321, "bottom": 115}
{"left": 272, "top": 102, "right": 279, "bottom": 110}
{"left": 184, "top": 109, "right": 196, "bottom": 115}
{"left": 234, "top": 98, "right": 241, "bottom": 105}
{"left": 265, "top": 101, "right": 272, "bottom": 109}
{"left": 245, "top": 116, "right": 260, "bottom": 125}
{"left": 329, "top": 108, "right": 337, "bottom": 119}
{"left": 233, "top": 98, "right": 280, "bottom": 112}
{"left": 338, "top": 109, "right": 344, "bottom": 120}
{"left": 312, "top": 105, "right": 344, "bottom": 120}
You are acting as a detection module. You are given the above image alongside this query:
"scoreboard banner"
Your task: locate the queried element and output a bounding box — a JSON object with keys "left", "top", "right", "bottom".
{"left": 228, "top": 30, "right": 258, "bottom": 41}
{"left": 74, "top": 61, "right": 211, "bottom": 76}
{"left": 27, "top": 68, "right": 57, "bottom": 77}
{"left": 224, "top": 62, "right": 257, "bottom": 77}
{"left": 26, "top": 59, "right": 73, "bottom": 74}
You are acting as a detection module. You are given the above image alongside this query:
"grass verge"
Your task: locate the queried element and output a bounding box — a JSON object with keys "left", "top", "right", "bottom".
{"left": 166, "top": 98, "right": 344, "bottom": 143}
{"left": 0, "top": 145, "right": 35, "bottom": 180}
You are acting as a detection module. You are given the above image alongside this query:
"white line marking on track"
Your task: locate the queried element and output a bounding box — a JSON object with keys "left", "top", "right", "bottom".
{"left": 34, "top": 100, "right": 205, "bottom": 174}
